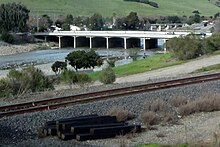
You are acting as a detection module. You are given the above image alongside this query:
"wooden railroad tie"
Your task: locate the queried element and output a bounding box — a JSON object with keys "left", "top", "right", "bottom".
{"left": 39, "top": 114, "right": 141, "bottom": 141}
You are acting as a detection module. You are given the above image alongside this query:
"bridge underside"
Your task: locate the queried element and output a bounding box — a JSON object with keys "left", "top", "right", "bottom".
{"left": 40, "top": 36, "right": 159, "bottom": 50}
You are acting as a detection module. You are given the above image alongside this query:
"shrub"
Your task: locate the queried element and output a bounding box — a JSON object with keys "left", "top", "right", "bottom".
{"left": 76, "top": 73, "right": 92, "bottom": 85}
{"left": 59, "top": 69, "right": 77, "bottom": 87}
{"left": 107, "top": 107, "right": 134, "bottom": 122}
{"left": 7, "top": 66, "right": 54, "bottom": 94}
{"left": 106, "top": 59, "right": 116, "bottom": 67}
{"left": 145, "top": 99, "right": 169, "bottom": 113}
{"left": 177, "top": 93, "right": 220, "bottom": 116}
{"left": 0, "top": 78, "right": 12, "bottom": 98}
{"left": 170, "top": 95, "right": 189, "bottom": 107}
{"left": 204, "top": 33, "right": 220, "bottom": 53}
{"left": 99, "top": 67, "right": 116, "bottom": 84}
{"left": 166, "top": 36, "right": 203, "bottom": 60}
{"left": 141, "top": 111, "right": 160, "bottom": 127}
{"left": 1, "top": 31, "right": 14, "bottom": 43}
{"left": 148, "top": 1, "right": 159, "bottom": 8}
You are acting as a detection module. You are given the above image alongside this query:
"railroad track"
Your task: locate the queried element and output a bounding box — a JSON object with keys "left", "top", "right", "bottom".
{"left": 1, "top": 72, "right": 220, "bottom": 118}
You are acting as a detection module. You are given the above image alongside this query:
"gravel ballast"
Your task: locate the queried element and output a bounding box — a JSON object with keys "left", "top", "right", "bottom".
{"left": 0, "top": 78, "right": 220, "bottom": 147}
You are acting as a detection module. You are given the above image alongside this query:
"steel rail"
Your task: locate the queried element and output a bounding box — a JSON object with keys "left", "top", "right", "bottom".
{"left": 1, "top": 72, "right": 220, "bottom": 117}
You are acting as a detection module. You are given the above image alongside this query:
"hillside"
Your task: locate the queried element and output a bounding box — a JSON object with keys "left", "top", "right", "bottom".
{"left": 0, "top": 0, "right": 219, "bottom": 17}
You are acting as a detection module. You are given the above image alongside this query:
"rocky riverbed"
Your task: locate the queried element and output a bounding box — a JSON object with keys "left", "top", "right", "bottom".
{"left": 0, "top": 41, "right": 56, "bottom": 56}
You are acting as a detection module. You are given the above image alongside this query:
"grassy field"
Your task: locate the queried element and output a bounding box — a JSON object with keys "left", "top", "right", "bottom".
{"left": 89, "top": 53, "right": 183, "bottom": 80}
{"left": 0, "top": 0, "right": 219, "bottom": 17}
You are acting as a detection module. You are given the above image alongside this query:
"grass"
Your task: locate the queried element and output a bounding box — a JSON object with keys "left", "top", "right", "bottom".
{"left": 89, "top": 53, "right": 183, "bottom": 80}
{"left": 0, "top": 0, "right": 219, "bottom": 17}
{"left": 191, "top": 64, "right": 220, "bottom": 74}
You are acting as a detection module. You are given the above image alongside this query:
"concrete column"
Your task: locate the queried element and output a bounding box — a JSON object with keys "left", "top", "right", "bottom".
{"left": 106, "top": 37, "right": 109, "bottom": 49}
{"left": 89, "top": 37, "right": 92, "bottom": 49}
{"left": 124, "top": 38, "right": 127, "bottom": 49}
{"left": 163, "top": 39, "right": 168, "bottom": 53}
{"left": 143, "top": 38, "right": 146, "bottom": 51}
{"left": 73, "top": 36, "right": 76, "bottom": 48}
{"left": 58, "top": 36, "right": 62, "bottom": 48}
{"left": 44, "top": 36, "right": 47, "bottom": 42}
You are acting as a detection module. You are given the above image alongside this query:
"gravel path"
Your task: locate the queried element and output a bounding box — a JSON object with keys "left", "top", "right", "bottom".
{"left": 116, "top": 54, "right": 220, "bottom": 83}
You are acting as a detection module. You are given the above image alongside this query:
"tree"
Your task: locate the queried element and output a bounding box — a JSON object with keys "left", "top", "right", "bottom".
{"left": 125, "top": 12, "right": 139, "bottom": 30}
{"left": 38, "top": 14, "right": 53, "bottom": 32}
{"left": 89, "top": 13, "right": 104, "bottom": 30}
{"left": 62, "top": 14, "right": 74, "bottom": 31}
{"left": 0, "top": 2, "right": 30, "bottom": 32}
{"left": 65, "top": 50, "right": 103, "bottom": 71}
{"left": 51, "top": 61, "right": 67, "bottom": 75}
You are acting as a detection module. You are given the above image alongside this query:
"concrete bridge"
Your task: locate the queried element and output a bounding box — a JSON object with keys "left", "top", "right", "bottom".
{"left": 34, "top": 31, "right": 192, "bottom": 50}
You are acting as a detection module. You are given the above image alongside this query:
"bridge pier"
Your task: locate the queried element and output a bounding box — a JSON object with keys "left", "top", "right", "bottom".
{"left": 44, "top": 36, "right": 47, "bottom": 42}
{"left": 73, "top": 36, "right": 77, "bottom": 48}
{"left": 124, "top": 38, "right": 127, "bottom": 49}
{"left": 163, "top": 39, "right": 168, "bottom": 52}
{"left": 58, "top": 36, "right": 62, "bottom": 48}
{"left": 90, "top": 37, "right": 93, "bottom": 49}
{"left": 106, "top": 37, "right": 109, "bottom": 49}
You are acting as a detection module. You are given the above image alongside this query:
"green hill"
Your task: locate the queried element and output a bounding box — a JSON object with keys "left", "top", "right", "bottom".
{"left": 0, "top": 0, "right": 219, "bottom": 17}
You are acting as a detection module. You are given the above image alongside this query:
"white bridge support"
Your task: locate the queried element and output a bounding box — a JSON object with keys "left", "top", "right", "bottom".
{"left": 58, "top": 36, "right": 62, "bottom": 48}
{"left": 124, "top": 38, "right": 127, "bottom": 49}
{"left": 89, "top": 37, "right": 92, "bottom": 49}
{"left": 73, "top": 36, "right": 76, "bottom": 48}
{"left": 163, "top": 39, "right": 169, "bottom": 52}
{"left": 106, "top": 37, "right": 109, "bottom": 49}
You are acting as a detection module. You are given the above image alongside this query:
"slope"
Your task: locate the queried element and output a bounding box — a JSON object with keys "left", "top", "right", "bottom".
{"left": 0, "top": 0, "right": 219, "bottom": 17}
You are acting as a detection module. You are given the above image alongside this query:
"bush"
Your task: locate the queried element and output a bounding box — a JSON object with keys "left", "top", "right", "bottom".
{"left": 166, "top": 36, "right": 203, "bottom": 60}
{"left": 1, "top": 31, "right": 14, "bottom": 43}
{"left": 59, "top": 69, "right": 77, "bottom": 87}
{"left": 107, "top": 107, "right": 134, "bottom": 122}
{"left": 148, "top": 1, "right": 159, "bottom": 8}
{"left": 76, "top": 73, "right": 92, "bottom": 85}
{"left": 177, "top": 93, "right": 220, "bottom": 116}
{"left": 99, "top": 67, "right": 116, "bottom": 84}
{"left": 170, "top": 95, "right": 189, "bottom": 107}
{"left": 141, "top": 111, "right": 160, "bottom": 127}
{"left": 0, "top": 78, "right": 12, "bottom": 98}
{"left": 145, "top": 99, "right": 169, "bottom": 113}
{"left": 7, "top": 66, "right": 54, "bottom": 94}
{"left": 205, "top": 33, "right": 220, "bottom": 53}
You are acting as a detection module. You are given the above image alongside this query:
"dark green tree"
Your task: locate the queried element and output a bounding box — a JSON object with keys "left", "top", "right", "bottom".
{"left": 51, "top": 61, "right": 67, "bottom": 75}
{"left": 62, "top": 14, "right": 73, "bottom": 30}
{"left": 38, "top": 14, "right": 53, "bottom": 32}
{"left": 89, "top": 13, "right": 104, "bottom": 30}
{"left": 65, "top": 50, "right": 103, "bottom": 71}
{"left": 125, "top": 12, "right": 139, "bottom": 30}
{"left": 0, "top": 2, "right": 30, "bottom": 32}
